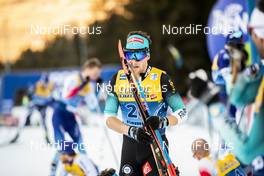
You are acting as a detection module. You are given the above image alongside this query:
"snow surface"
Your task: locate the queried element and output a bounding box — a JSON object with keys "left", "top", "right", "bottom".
{"left": 0, "top": 107, "right": 211, "bottom": 176}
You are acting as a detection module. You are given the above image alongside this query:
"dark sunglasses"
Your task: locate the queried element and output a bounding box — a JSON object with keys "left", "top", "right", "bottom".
{"left": 123, "top": 48, "right": 150, "bottom": 61}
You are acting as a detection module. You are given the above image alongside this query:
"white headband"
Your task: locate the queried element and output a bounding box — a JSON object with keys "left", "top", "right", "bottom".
{"left": 250, "top": 8, "right": 264, "bottom": 39}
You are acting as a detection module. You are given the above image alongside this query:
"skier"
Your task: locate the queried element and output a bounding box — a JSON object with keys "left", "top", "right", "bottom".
{"left": 50, "top": 58, "right": 102, "bottom": 176}
{"left": 211, "top": 2, "right": 264, "bottom": 175}
{"left": 25, "top": 73, "right": 54, "bottom": 143}
{"left": 211, "top": 30, "right": 247, "bottom": 120}
{"left": 211, "top": 30, "right": 245, "bottom": 86}
{"left": 58, "top": 141, "right": 98, "bottom": 176}
{"left": 104, "top": 31, "right": 187, "bottom": 175}
{"left": 191, "top": 138, "right": 247, "bottom": 176}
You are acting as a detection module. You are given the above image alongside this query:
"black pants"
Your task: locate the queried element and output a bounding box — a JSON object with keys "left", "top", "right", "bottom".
{"left": 119, "top": 135, "right": 168, "bottom": 176}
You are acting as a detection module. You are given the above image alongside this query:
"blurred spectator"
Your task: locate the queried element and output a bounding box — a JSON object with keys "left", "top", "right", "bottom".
{"left": 59, "top": 141, "right": 98, "bottom": 176}
{"left": 50, "top": 58, "right": 102, "bottom": 176}
{"left": 191, "top": 138, "right": 247, "bottom": 176}
{"left": 211, "top": 30, "right": 247, "bottom": 120}
{"left": 25, "top": 72, "right": 54, "bottom": 144}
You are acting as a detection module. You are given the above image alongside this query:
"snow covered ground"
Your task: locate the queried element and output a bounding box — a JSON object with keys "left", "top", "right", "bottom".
{"left": 0, "top": 107, "right": 211, "bottom": 176}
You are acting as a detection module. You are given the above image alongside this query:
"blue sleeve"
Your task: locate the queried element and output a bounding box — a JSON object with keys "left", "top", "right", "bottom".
{"left": 230, "top": 73, "right": 262, "bottom": 107}
{"left": 212, "top": 114, "right": 264, "bottom": 164}
{"left": 104, "top": 73, "right": 119, "bottom": 117}
{"left": 104, "top": 93, "right": 119, "bottom": 117}
{"left": 166, "top": 94, "right": 185, "bottom": 112}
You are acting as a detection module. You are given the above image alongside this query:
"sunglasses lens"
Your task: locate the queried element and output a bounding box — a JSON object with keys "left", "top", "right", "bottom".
{"left": 124, "top": 50, "right": 148, "bottom": 61}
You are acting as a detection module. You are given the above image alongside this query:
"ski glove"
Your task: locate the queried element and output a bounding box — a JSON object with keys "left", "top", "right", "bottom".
{"left": 128, "top": 126, "right": 153, "bottom": 144}
{"left": 146, "top": 116, "right": 169, "bottom": 130}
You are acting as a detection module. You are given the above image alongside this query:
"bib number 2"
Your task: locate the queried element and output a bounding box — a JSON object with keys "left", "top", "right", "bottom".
{"left": 126, "top": 104, "right": 137, "bottom": 118}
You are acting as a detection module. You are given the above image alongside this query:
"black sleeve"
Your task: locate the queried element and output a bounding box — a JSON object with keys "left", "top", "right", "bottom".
{"left": 161, "top": 73, "right": 177, "bottom": 99}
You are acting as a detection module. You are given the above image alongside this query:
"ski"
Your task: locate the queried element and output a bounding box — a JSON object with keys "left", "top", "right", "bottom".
{"left": 118, "top": 40, "right": 178, "bottom": 176}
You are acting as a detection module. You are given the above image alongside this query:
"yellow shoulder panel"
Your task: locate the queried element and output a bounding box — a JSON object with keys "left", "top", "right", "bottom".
{"left": 212, "top": 55, "right": 219, "bottom": 71}
{"left": 77, "top": 76, "right": 90, "bottom": 96}
{"left": 35, "top": 82, "right": 52, "bottom": 97}
{"left": 151, "top": 67, "right": 166, "bottom": 74}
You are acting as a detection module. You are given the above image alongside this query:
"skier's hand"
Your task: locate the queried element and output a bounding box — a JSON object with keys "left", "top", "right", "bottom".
{"left": 146, "top": 116, "right": 169, "bottom": 130}
{"left": 128, "top": 126, "right": 153, "bottom": 144}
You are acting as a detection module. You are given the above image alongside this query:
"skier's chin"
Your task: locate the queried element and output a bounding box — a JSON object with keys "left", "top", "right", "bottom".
{"left": 133, "top": 66, "right": 141, "bottom": 73}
